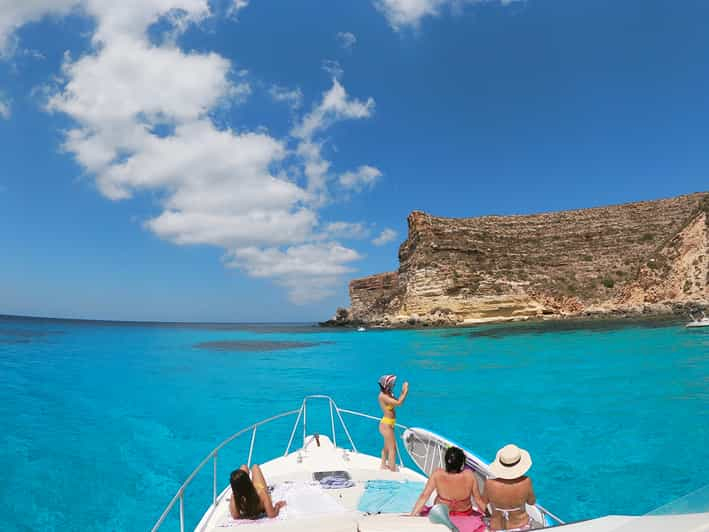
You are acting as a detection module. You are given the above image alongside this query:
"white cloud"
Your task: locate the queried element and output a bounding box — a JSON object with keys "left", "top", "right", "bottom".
{"left": 339, "top": 165, "right": 381, "bottom": 191}
{"left": 48, "top": 40, "right": 234, "bottom": 137}
{"left": 35, "top": 0, "right": 380, "bottom": 304}
{"left": 336, "top": 31, "right": 357, "bottom": 51}
{"left": 269, "top": 85, "right": 303, "bottom": 110}
{"left": 84, "top": 0, "right": 210, "bottom": 44}
{"left": 292, "top": 78, "right": 376, "bottom": 202}
{"left": 293, "top": 78, "right": 374, "bottom": 141}
{"left": 0, "top": 97, "right": 10, "bottom": 119}
{"left": 321, "top": 59, "right": 344, "bottom": 80}
{"left": 227, "top": 243, "right": 361, "bottom": 304}
{"left": 0, "top": 0, "right": 78, "bottom": 55}
{"left": 374, "top": 0, "right": 522, "bottom": 30}
{"left": 323, "top": 221, "right": 370, "bottom": 239}
{"left": 372, "top": 228, "right": 398, "bottom": 246}
{"left": 374, "top": 0, "right": 445, "bottom": 29}
{"left": 231, "top": 0, "right": 249, "bottom": 15}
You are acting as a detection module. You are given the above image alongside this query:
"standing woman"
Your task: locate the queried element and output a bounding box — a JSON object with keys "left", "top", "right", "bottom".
{"left": 378, "top": 374, "right": 409, "bottom": 471}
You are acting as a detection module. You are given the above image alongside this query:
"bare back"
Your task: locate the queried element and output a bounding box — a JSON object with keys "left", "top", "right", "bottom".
{"left": 434, "top": 469, "right": 477, "bottom": 511}
{"left": 484, "top": 476, "right": 536, "bottom": 530}
{"left": 411, "top": 467, "right": 485, "bottom": 516}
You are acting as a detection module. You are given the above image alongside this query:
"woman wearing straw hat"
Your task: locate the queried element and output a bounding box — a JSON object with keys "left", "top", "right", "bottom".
{"left": 482, "top": 444, "right": 537, "bottom": 531}
{"left": 377, "top": 374, "right": 409, "bottom": 471}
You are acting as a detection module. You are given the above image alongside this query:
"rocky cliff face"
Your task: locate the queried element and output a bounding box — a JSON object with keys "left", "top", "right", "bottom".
{"left": 348, "top": 193, "right": 708, "bottom": 326}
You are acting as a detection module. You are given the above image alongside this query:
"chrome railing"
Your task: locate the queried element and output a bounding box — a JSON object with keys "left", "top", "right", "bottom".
{"left": 151, "top": 395, "right": 408, "bottom": 532}
{"left": 537, "top": 504, "right": 565, "bottom": 526}
{"left": 151, "top": 394, "right": 564, "bottom": 531}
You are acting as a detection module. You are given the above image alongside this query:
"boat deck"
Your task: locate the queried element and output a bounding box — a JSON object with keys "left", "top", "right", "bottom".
{"left": 152, "top": 395, "right": 709, "bottom": 532}
{"left": 554, "top": 513, "right": 709, "bottom": 531}
{"left": 196, "top": 434, "right": 444, "bottom": 531}
{"left": 196, "top": 434, "right": 709, "bottom": 531}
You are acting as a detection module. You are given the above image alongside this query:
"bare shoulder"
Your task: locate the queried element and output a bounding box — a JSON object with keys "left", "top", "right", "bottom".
{"left": 483, "top": 477, "right": 494, "bottom": 491}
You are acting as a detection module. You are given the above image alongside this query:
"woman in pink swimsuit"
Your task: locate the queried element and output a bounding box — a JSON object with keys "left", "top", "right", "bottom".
{"left": 410, "top": 446, "right": 486, "bottom": 517}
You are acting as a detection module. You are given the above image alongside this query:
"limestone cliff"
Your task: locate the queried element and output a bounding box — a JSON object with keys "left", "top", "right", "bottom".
{"left": 348, "top": 193, "right": 708, "bottom": 326}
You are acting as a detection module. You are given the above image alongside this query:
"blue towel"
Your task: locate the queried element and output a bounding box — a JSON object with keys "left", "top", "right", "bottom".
{"left": 357, "top": 480, "right": 425, "bottom": 514}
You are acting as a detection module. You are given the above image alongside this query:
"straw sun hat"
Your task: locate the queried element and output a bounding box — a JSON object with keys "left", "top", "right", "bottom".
{"left": 489, "top": 444, "right": 532, "bottom": 479}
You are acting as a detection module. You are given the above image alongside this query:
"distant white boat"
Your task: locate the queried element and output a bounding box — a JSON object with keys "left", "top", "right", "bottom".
{"left": 357, "top": 326, "right": 366, "bottom": 332}
{"left": 686, "top": 312, "right": 709, "bottom": 328}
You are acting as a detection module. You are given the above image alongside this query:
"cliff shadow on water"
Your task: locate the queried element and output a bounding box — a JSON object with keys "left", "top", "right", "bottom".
{"left": 443, "top": 315, "right": 689, "bottom": 339}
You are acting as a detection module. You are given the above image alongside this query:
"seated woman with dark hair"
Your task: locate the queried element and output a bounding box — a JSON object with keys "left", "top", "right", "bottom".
{"left": 229, "top": 464, "right": 286, "bottom": 520}
{"left": 410, "top": 447, "right": 486, "bottom": 516}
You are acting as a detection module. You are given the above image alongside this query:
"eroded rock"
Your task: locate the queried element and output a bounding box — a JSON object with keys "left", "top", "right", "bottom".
{"left": 345, "top": 192, "right": 708, "bottom": 327}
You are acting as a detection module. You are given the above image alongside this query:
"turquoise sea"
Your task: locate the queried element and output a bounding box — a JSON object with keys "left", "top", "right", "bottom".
{"left": 0, "top": 315, "right": 707, "bottom": 530}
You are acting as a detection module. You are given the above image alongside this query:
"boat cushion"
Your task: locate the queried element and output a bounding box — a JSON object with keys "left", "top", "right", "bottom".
{"left": 358, "top": 514, "right": 486, "bottom": 532}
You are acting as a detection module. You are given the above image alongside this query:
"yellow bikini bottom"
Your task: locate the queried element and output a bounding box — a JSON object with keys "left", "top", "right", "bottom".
{"left": 380, "top": 416, "right": 396, "bottom": 426}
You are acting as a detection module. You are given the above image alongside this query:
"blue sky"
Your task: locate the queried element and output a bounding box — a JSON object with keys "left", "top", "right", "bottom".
{"left": 1, "top": 0, "right": 707, "bottom": 322}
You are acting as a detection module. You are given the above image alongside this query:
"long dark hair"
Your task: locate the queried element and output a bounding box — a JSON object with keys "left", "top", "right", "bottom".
{"left": 445, "top": 447, "right": 465, "bottom": 473}
{"left": 230, "top": 469, "right": 261, "bottom": 518}
{"left": 379, "top": 383, "right": 393, "bottom": 396}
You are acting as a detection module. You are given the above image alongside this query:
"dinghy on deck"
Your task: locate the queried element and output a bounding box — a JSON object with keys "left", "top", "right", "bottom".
{"left": 151, "top": 395, "right": 709, "bottom": 532}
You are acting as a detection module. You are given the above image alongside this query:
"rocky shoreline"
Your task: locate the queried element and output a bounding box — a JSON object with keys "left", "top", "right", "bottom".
{"left": 320, "top": 301, "right": 707, "bottom": 330}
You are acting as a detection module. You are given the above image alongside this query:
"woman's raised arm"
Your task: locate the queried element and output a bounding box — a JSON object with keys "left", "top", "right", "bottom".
{"left": 382, "top": 381, "right": 409, "bottom": 406}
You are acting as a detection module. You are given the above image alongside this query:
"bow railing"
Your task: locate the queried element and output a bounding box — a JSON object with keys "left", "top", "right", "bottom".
{"left": 151, "top": 395, "right": 408, "bottom": 532}
{"left": 151, "top": 394, "right": 564, "bottom": 531}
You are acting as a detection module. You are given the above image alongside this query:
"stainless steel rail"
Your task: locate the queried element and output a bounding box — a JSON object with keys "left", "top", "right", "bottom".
{"left": 150, "top": 408, "right": 299, "bottom": 532}
{"left": 151, "top": 395, "right": 407, "bottom": 532}
{"left": 537, "top": 504, "right": 565, "bottom": 526}
{"left": 151, "top": 395, "right": 564, "bottom": 531}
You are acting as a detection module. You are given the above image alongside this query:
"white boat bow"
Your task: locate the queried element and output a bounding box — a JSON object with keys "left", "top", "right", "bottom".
{"left": 151, "top": 395, "right": 709, "bottom": 532}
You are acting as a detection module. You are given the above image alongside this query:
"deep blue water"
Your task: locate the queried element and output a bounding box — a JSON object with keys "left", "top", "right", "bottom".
{"left": 0, "top": 315, "right": 707, "bottom": 530}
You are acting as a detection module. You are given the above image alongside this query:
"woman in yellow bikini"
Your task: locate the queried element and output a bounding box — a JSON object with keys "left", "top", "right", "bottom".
{"left": 378, "top": 374, "right": 409, "bottom": 471}
{"left": 229, "top": 464, "right": 286, "bottom": 520}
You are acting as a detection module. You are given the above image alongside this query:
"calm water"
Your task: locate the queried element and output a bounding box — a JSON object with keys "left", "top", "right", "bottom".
{"left": 0, "top": 315, "right": 707, "bottom": 530}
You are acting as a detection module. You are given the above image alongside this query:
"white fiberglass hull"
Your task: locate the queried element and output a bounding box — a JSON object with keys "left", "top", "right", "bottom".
{"left": 195, "top": 434, "right": 709, "bottom": 532}
{"left": 151, "top": 395, "right": 709, "bottom": 532}
{"left": 195, "top": 434, "right": 427, "bottom": 531}
{"left": 686, "top": 321, "right": 709, "bottom": 328}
